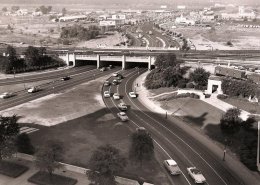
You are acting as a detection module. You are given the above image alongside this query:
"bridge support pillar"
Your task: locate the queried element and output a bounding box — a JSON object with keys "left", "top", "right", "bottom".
{"left": 148, "top": 56, "right": 152, "bottom": 70}
{"left": 122, "top": 55, "right": 126, "bottom": 70}
{"left": 97, "top": 54, "right": 100, "bottom": 69}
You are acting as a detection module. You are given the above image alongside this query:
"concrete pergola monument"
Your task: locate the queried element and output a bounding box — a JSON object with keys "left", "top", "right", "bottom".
{"left": 206, "top": 76, "right": 223, "bottom": 94}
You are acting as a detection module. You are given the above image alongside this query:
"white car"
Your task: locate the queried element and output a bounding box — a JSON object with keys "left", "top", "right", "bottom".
{"left": 163, "top": 159, "right": 181, "bottom": 175}
{"left": 129, "top": 92, "right": 137, "bottom": 98}
{"left": 112, "top": 72, "right": 119, "bottom": 77}
{"left": 117, "top": 112, "right": 129, "bottom": 122}
{"left": 118, "top": 102, "right": 127, "bottom": 111}
{"left": 113, "top": 93, "right": 120, "bottom": 100}
{"left": 104, "top": 91, "right": 110, "bottom": 98}
{"left": 27, "top": 87, "right": 39, "bottom": 93}
{"left": 187, "top": 167, "right": 206, "bottom": 184}
{"left": 0, "top": 92, "right": 14, "bottom": 99}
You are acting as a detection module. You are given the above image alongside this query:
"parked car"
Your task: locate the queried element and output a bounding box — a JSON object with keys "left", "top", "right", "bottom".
{"left": 117, "top": 112, "right": 129, "bottom": 121}
{"left": 187, "top": 167, "right": 206, "bottom": 184}
{"left": 28, "top": 87, "right": 39, "bottom": 93}
{"left": 61, "top": 76, "right": 71, "bottom": 81}
{"left": 113, "top": 93, "right": 120, "bottom": 100}
{"left": 112, "top": 72, "right": 119, "bottom": 77}
{"left": 104, "top": 80, "right": 110, "bottom": 86}
{"left": 104, "top": 91, "right": 110, "bottom": 98}
{"left": 118, "top": 102, "right": 127, "bottom": 111}
{"left": 0, "top": 92, "right": 14, "bottom": 99}
{"left": 112, "top": 79, "right": 119, "bottom": 85}
{"left": 100, "top": 67, "right": 106, "bottom": 72}
{"left": 163, "top": 159, "right": 181, "bottom": 175}
{"left": 129, "top": 91, "right": 137, "bottom": 98}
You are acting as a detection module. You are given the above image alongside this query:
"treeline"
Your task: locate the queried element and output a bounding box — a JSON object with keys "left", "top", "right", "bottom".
{"left": 60, "top": 25, "right": 99, "bottom": 41}
{"left": 145, "top": 54, "right": 210, "bottom": 90}
{"left": 0, "top": 46, "right": 65, "bottom": 74}
{"left": 35, "top": 5, "right": 52, "bottom": 14}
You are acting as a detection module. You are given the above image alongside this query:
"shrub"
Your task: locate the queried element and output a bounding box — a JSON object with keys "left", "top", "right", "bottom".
{"left": 205, "top": 94, "right": 211, "bottom": 98}
{"left": 177, "top": 79, "right": 187, "bottom": 88}
{"left": 194, "top": 94, "right": 200, "bottom": 99}
{"left": 186, "top": 82, "right": 194, "bottom": 89}
{"left": 217, "top": 94, "right": 228, "bottom": 99}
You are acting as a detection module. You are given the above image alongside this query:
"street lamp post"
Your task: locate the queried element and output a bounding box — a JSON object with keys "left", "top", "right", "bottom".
{"left": 223, "top": 138, "right": 227, "bottom": 161}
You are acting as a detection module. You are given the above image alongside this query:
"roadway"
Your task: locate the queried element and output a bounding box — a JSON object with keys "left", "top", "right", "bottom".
{"left": 0, "top": 66, "right": 96, "bottom": 86}
{"left": 0, "top": 67, "right": 119, "bottom": 111}
{"left": 102, "top": 68, "right": 247, "bottom": 185}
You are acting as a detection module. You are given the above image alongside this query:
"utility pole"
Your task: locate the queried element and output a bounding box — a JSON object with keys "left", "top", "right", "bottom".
{"left": 223, "top": 138, "right": 227, "bottom": 161}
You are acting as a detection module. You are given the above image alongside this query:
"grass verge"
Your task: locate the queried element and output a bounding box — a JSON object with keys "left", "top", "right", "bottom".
{"left": 28, "top": 171, "right": 78, "bottom": 185}
{"left": 0, "top": 160, "right": 29, "bottom": 178}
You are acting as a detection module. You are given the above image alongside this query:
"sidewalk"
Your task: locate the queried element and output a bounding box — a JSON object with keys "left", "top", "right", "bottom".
{"left": 133, "top": 71, "right": 260, "bottom": 185}
{"left": 0, "top": 153, "right": 140, "bottom": 185}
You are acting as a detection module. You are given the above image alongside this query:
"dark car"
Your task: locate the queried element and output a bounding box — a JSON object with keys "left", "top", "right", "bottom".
{"left": 61, "top": 76, "right": 71, "bottom": 81}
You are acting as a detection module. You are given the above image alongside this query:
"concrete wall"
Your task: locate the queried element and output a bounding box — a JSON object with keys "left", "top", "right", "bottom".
{"left": 206, "top": 79, "right": 222, "bottom": 94}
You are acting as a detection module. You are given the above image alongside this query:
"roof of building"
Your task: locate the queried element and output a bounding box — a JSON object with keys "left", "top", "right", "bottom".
{"left": 209, "top": 75, "right": 223, "bottom": 81}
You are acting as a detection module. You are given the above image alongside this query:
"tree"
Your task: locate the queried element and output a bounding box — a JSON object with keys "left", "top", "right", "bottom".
{"left": 35, "top": 140, "right": 63, "bottom": 176}
{"left": 6, "top": 45, "right": 17, "bottom": 64}
{"left": 220, "top": 108, "right": 242, "bottom": 136}
{"left": 11, "top": 6, "right": 20, "bottom": 12}
{"left": 189, "top": 67, "right": 210, "bottom": 87}
{"left": 61, "top": 8, "right": 67, "bottom": 16}
{"left": 0, "top": 115, "right": 20, "bottom": 160}
{"left": 87, "top": 144, "right": 127, "bottom": 185}
{"left": 154, "top": 53, "right": 180, "bottom": 69}
{"left": 2, "top": 7, "right": 7, "bottom": 12}
{"left": 129, "top": 131, "right": 154, "bottom": 167}
{"left": 24, "top": 46, "right": 40, "bottom": 66}
{"left": 15, "top": 133, "right": 35, "bottom": 155}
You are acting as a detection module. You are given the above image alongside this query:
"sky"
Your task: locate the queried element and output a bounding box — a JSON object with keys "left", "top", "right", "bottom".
{"left": 0, "top": 0, "right": 258, "bottom": 6}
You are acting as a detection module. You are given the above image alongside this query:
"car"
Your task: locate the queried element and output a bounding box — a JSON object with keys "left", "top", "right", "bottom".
{"left": 117, "top": 112, "right": 129, "bottom": 122}
{"left": 187, "top": 167, "right": 206, "bottom": 184}
{"left": 113, "top": 93, "right": 120, "bottom": 100}
{"left": 112, "top": 72, "right": 119, "bottom": 77}
{"left": 163, "top": 159, "right": 181, "bottom": 175}
{"left": 0, "top": 92, "right": 14, "bottom": 99}
{"left": 27, "top": 87, "right": 39, "bottom": 93}
{"left": 104, "top": 80, "right": 110, "bottom": 86}
{"left": 100, "top": 67, "right": 106, "bottom": 72}
{"left": 112, "top": 79, "right": 119, "bottom": 85}
{"left": 104, "top": 91, "right": 110, "bottom": 98}
{"left": 136, "top": 127, "right": 146, "bottom": 132}
{"left": 117, "top": 74, "right": 123, "bottom": 80}
{"left": 61, "top": 76, "right": 71, "bottom": 81}
{"left": 118, "top": 102, "right": 127, "bottom": 111}
{"left": 129, "top": 91, "right": 137, "bottom": 98}
{"left": 108, "top": 65, "right": 114, "bottom": 69}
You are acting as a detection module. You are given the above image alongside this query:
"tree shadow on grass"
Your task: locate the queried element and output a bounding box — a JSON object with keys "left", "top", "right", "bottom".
{"left": 182, "top": 112, "right": 208, "bottom": 128}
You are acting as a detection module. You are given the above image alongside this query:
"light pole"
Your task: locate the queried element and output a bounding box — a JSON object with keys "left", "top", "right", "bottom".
{"left": 223, "top": 138, "right": 227, "bottom": 161}
{"left": 13, "top": 67, "right": 15, "bottom": 78}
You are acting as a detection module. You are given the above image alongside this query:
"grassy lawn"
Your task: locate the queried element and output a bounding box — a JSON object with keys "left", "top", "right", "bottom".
{"left": 0, "top": 160, "right": 28, "bottom": 178}
{"left": 28, "top": 171, "right": 77, "bottom": 185}
{"left": 222, "top": 97, "right": 260, "bottom": 114}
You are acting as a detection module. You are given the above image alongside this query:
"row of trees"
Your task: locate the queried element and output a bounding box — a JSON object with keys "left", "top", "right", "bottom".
{"left": 60, "top": 25, "right": 99, "bottom": 41}
{"left": 0, "top": 115, "right": 154, "bottom": 185}
{"left": 35, "top": 6, "right": 52, "bottom": 14}
{"left": 0, "top": 46, "right": 64, "bottom": 74}
{"left": 2, "top": 6, "right": 20, "bottom": 12}
{"left": 145, "top": 53, "right": 210, "bottom": 90}
{"left": 222, "top": 78, "right": 258, "bottom": 98}
{"left": 220, "top": 108, "right": 258, "bottom": 170}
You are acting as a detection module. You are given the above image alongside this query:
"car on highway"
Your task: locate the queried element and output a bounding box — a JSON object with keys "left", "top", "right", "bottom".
{"left": 113, "top": 93, "right": 120, "bottom": 100}
{"left": 104, "top": 80, "right": 110, "bottom": 86}
{"left": 163, "top": 159, "right": 181, "bottom": 175}
{"left": 100, "top": 67, "right": 106, "bottom": 72}
{"left": 112, "top": 79, "right": 119, "bottom": 85}
{"left": 117, "top": 74, "right": 123, "bottom": 80}
{"left": 109, "top": 65, "right": 114, "bottom": 69}
{"left": 61, "top": 76, "right": 71, "bottom": 81}
{"left": 104, "top": 91, "right": 110, "bottom": 98}
{"left": 129, "top": 91, "right": 137, "bottom": 98}
{"left": 0, "top": 92, "right": 14, "bottom": 99}
{"left": 117, "top": 112, "right": 129, "bottom": 122}
{"left": 187, "top": 167, "right": 206, "bottom": 184}
{"left": 112, "top": 72, "right": 119, "bottom": 77}
{"left": 118, "top": 102, "right": 127, "bottom": 111}
{"left": 27, "top": 87, "right": 39, "bottom": 93}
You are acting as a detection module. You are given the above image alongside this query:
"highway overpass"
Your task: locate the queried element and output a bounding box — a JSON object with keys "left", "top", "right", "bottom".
{"left": 58, "top": 51, "right": 156, "bottom": 70}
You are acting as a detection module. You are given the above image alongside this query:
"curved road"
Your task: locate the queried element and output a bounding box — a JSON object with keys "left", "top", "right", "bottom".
{"left": 102, "top": 68, "right": 253, "bottom": 185}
